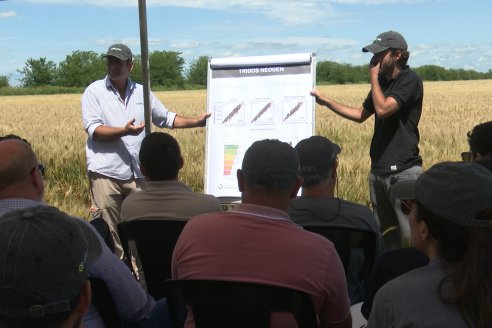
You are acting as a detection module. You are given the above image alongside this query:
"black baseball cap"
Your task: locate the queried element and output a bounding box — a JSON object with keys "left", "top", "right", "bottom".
{"left": 295, "top": 136, "right": 341, "bottom": 175}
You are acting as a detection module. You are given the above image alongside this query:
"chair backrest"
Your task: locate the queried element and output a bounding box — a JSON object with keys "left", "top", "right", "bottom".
{"left": 89, "top": 277, "right": 121, "bottom": 328}
{"left": 166, "top": 279, "right": 317, "bottom": 328}
{"left": 89, "top": 217, "right": 116, "bottom": 253}
{"left": 117, "top": 219, "right": 188, "bottom": 299}
{"left": 302, "top": 226, "right": 377, "bottom": 281}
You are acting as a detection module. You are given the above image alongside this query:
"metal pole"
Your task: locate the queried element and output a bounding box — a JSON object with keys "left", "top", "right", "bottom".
{"left": 138, "top": 0, "right": 152, "bottom": 135}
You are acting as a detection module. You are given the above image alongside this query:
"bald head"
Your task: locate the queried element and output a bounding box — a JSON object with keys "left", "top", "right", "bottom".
{"left": 0, "top": 138, "right": 43, "bottom": 200}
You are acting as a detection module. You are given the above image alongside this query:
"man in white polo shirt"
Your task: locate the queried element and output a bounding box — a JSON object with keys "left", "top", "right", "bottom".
{"left": 82, "top": 43, "right": 211, "bottom": 256}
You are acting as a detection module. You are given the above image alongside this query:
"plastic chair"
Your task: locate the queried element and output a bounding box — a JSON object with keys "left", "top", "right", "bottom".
{"left": 89, "top": 277, "right": 121, "bottom": 328}
{"left": 117, "top": 219, "right": 188, "bottom": 299}
{"left": 166, "top": 279, "right": 317, "bottom": 328}
{"left": 302, "top": 226, "right": 377, "bottom": 282}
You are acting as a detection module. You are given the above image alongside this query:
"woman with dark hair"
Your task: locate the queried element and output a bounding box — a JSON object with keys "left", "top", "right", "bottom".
{"left": 367, "top": 161, "right": 492, "bottom": 328}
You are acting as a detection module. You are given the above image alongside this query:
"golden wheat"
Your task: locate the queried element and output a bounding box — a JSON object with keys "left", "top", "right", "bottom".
{"left": 0, "top": 80, "right": 490, "bottom": 218}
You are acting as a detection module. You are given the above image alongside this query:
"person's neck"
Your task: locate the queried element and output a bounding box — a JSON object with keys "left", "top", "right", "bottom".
{"left": 385, "top": 65, "right": 402, "bottom": 80}
{"left": 301, "top": 180, "right": 335, "bottom": 198}
{"left": 241, "top": 193, "right": 291, "bottom": 212}
{"left": 110, "top": 78, "right": 128, "bottom": 97}
{"left": 0, "top": 185, "right": 41, "bottom": 202}
{"left": 146, "top": 176, "right": 179, "bottom": 182}
{"left": 424, "top": 242, "right": 440, "bottom": 262}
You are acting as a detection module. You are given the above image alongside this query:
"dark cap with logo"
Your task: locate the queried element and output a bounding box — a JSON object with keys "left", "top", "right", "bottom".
{"left": 0, "top": 206, "right": 102, "bottom": 320}
{"left": 295, "top": 135, "right": 341, "bottom": 175}
{"left": 362, "top": 31, "right": 408, "bottom": 54}
{"left": 103, "top": 43, "right": 133, "bottom": 61}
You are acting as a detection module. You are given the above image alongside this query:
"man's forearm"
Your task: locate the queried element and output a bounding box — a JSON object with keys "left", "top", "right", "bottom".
{"left": 312, "top": 90, "right": 367, "bottom": 123}
{"left": 93, "top": 125, "right": 128, "bottom": 141}
{"left": 93, "top": 119, "right": 145, "bottom": 141}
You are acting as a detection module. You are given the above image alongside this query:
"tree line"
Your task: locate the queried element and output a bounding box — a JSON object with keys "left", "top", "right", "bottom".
{"left": 317, "top": 61, "right": 492, "bottom": 84}
{"left": 0, "top": 50, "right": 490, "bottom": 91}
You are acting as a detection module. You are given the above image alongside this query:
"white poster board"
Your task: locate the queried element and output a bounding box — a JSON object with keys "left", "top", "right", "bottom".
{"left": 204, "top": 53, "right": 316, "bottom": 201}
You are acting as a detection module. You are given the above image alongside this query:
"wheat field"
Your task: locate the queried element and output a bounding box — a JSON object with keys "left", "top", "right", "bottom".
{"left": 1, "top": 80, "right": 490, "bottom": 219}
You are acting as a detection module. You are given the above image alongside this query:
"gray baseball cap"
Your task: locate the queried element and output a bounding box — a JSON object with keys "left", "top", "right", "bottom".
{"left": 0, "top": 206, "right": 102, "bottom": 319}
{"left": 362, "top": 31, "right": 408, "bottom": 54}
{"left": 390, "top": 161, "right": 492, "bottom": 228}
{"left": 103, "top": 43, "right": 133, "bottom": 61}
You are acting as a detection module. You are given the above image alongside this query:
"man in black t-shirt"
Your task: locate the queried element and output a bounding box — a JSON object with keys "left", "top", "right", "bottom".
{"left": 288, "top": 136, "right": 383, "bottom": 304}
{"left": 311, "top": 31, "right": 423, "bottom": 250}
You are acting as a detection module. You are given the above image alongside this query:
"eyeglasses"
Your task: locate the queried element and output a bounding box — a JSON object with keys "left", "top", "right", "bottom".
{"left": 31, "top": 163, "right": 46, "bottom": 177}
{"left": 400, "top": 200, "right": 412, "bottom": 215}
{"left": 461, "top": 151, "right": 473, "bottom": 162}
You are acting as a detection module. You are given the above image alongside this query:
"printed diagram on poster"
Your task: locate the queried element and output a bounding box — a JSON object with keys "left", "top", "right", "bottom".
{"left": 204, "top": 53, "right": 316, "bottom": 200}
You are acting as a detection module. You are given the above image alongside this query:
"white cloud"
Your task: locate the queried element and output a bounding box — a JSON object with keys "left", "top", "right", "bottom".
{"left": 170, "top": 41, "right": 200, "bottom": 49}
{"left": 0, "top": 11, "right": 17, "bottom": 19}
{"left": 25, "top": 0, "right": 337, "bottom": 25}
{"left": 408, "top": 42, "right": 492, "bottom": 72}
{"left": 96, "top": 38, "right": 167, "bottom": 51}
{"left": 162, "top": 35, "right": 360, "bottom": 68}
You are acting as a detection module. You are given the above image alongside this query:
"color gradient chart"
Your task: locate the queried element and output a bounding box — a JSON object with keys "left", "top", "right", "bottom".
{"left": 223, "top": 144, "right": 242, "bottom": 177}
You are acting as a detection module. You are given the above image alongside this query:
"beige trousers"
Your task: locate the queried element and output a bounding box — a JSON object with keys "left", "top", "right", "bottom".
{"left": 88, "top": 171, "right": 146, "bottom": 258}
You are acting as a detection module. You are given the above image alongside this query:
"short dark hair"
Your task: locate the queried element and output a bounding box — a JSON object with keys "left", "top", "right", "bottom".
{"left": 139, "top": 132, "right": 182, "bottom": 181}
{"left": 468, "top": 121, "right": 492, "bottom": 157}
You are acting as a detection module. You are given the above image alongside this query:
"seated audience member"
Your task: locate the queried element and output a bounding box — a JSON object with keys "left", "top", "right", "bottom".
{"left": 362, "top": 134, "right": 492, "bottom": 321}
{"left": 360, "top": 181, "right": 430, "bottom": 319}
{"left": 464, "top": 120, "right": 492, "bottom": 160}
{"left": 367, "top": 161, "right": 492, "bottom": 327}
{"left": 288, "top": 135, "right": 383, "bottom": 305}
{"left": 120, "top": 132, "right": 221, "bottom": 221}
{"left": 120, "top": 132, "right": 221, "bottom": 289}
{"left": 0, "top": 205, "right": 101, "bottom": 328}
{"left": 0, "top": 134, "right": 115, "bottom": 251}
{"left": 0, "top": 136, "right": 169, "bottom": 328}
{"left": 361, "top": 247, "right": 428, "bottom": 319}
{"left": 173, "top": 139, "right": 352, "bottom": 328}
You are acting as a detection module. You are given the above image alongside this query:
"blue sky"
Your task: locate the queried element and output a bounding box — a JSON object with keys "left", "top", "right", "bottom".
{"left": 1, "top": 0, "right": 491, "bottom": 85}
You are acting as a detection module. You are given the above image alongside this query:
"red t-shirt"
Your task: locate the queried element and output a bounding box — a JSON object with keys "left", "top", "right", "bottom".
{"left": 172, "top": 203, "right": 351, "bottom": 327}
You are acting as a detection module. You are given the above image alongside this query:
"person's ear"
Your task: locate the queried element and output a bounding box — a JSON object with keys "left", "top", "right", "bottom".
{"left": 393, "top": 50, "right": 402, "bottom": 61}
{"left": 237, "top": 169, "right": 244, "bottom": 192}
{"left": 140, "top": 163, "right": 148, "bottom": 177}
{"left": 74, "top": 280, "right": 91, "bottom": 318}
{"left": 31, "top": 166, "right": 44, "bottom": 197}
{"left": 178, "top": 156, "right": 184, "bottom": 170}
{"left": 290, "top": 176, "right": 303, "bottom": 198}
{"left": 331, "top": 158, "right": 338, "bottom": 180}
{"left": 419, "top": 220, "right": 431, "bottom": 242}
